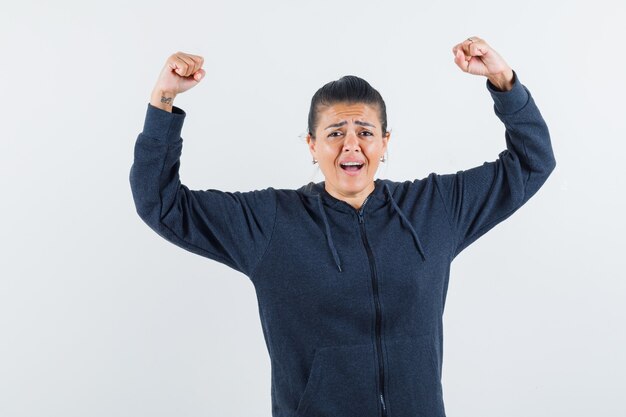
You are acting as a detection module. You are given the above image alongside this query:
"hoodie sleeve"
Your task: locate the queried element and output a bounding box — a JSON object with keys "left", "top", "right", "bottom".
{"left": 434, "top": 70, "right": 556, "bottom": 259}
{"left": 129, "top": 103, "right": 277, "bottom": 277}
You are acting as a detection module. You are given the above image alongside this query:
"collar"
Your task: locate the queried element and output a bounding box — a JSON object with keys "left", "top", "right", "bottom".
{"left": 298, "top": 179, "right": 426, "bottom": 272}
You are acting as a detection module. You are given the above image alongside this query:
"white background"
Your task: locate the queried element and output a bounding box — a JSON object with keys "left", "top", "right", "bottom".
{"left": 1, "top": 1, "right": 625, "bottom": 416}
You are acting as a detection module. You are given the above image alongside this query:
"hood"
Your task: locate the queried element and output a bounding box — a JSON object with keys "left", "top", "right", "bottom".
{"left": 298, "top": 179, "right": 427, "bottom": 272}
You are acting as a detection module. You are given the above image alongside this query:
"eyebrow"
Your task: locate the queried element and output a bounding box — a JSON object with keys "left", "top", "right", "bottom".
{"left": 325, "top": 120, "right": 376, "bottom": 130}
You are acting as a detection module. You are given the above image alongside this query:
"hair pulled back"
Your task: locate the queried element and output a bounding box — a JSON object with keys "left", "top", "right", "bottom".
{"left": 307, "top": 75, "right": 388, "bottom": 140}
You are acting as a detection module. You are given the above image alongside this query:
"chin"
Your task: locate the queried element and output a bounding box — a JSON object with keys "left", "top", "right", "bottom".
{"left": 338, "top": 177, "right": 372, "bottom": 193}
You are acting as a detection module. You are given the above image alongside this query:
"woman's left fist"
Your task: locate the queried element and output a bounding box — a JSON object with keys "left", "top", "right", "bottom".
{"left": 452, "top": 36, "right": 514, "bottom": 91}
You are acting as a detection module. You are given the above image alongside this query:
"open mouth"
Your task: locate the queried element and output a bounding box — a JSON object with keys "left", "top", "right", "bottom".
{"left": 340, "top": 162, "right": 365, "bottom": 172}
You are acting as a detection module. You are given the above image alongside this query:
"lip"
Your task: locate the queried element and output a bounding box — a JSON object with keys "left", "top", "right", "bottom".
{"left": 339, "top": 158, "right": 366, "bottom": 164}
{"left": 341, "top": 167, "right": 363, "bottom": 176}
{"left": 338, "top": 162, "right": 366, "bottom": 176}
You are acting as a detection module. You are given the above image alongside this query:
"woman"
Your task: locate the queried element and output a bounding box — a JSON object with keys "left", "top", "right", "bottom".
{"left": 130, "top": 36, "right": 556, "bottom": 417}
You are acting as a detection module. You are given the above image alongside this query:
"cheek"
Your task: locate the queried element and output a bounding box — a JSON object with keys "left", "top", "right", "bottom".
{"left": 319, "top": 143, "right": 342, "bottom": 159}
{"left": 364, "top": 144, "right": 384, "bottom": 160}
{"left": 314, "top": 150, "right": 336, "bottom": 168}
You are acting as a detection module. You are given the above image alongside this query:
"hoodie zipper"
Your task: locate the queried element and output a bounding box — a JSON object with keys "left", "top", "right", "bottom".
{"left": 357, "top": 196, "right": 388, "bottom": 417}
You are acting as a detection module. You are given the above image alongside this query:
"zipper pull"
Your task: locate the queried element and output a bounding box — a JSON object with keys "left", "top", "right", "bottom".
{"left": 380, "top": 392, "right": 387, "bottom": 413}
{"left": 358, "top": 195, "right": 370, "bottom": 223}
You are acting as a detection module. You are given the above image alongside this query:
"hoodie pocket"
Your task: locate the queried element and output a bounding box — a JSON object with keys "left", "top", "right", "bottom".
{"left": 295, "top": 342, "right": 379, "bottom": 417}
{"left": 385, "top": 334, "right": 446, "bottom": 417}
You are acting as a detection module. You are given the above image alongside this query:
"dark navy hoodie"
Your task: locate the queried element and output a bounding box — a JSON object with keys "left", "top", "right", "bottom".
{"left": 129, "top": 70, "right": 556, "bottom": 417}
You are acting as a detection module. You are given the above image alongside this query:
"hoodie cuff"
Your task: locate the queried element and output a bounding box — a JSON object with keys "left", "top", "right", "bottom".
{"left": 141, "top": 102, "right": 187, "bottom": 143}
{"left": 486, "top": 69, "right": 529, "bottom": 115}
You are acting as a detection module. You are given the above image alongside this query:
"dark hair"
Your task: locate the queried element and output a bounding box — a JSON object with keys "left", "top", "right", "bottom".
{"left": 307, "top": 75, "right": 388, "bottom": 140}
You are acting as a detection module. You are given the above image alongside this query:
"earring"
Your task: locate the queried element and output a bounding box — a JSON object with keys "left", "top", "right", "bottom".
{"left": 380, "top": 155, "right": 386, "bottom": 163}
{"left": 312, "top": 158, "right": 318, "bottom": 164}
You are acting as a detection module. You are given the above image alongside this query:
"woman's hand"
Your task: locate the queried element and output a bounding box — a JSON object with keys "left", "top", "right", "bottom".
{"left": 452, "top": 36, "right": 514, "bottom": 91}
{"left": 150, "top": 51, "right": 206, "bottom": 111}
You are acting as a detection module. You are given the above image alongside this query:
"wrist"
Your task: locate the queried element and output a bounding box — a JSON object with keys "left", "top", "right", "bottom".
{"left": 487, "top": 68, "right": 514, "bottom": 92}
{"left": 150, "top": 89, "right": 177, "bottom": 113}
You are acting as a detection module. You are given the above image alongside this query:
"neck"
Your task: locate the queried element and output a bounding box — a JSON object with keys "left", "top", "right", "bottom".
{"left": 324, "top": 181, "right": 376, "bottom": 210}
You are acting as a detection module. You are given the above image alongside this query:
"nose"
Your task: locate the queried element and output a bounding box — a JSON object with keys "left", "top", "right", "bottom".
{"left": 342, "top": 131, "right": 361, "bottom": 153}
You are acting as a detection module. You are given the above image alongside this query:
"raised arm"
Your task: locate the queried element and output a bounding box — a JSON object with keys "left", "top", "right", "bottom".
{"left": 434, "top": 37, "right": 557, "bottom": 259}
{"left": 129, "top": 52, "right": 276, "bottom": 277}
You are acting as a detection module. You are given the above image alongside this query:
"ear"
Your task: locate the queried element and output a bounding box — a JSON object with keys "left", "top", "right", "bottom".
{"left": 382, "top": 131, "right": 391, "bottom": 153}
{"left": 307, "top": 133, "right": 316, "bottom": 156}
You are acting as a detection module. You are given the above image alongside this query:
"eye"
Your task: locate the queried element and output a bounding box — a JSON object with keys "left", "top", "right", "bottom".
{"left": 328, "top": 131, "right": 373, "bottom": 138}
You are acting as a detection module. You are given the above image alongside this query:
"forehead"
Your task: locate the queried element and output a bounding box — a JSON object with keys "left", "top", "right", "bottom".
{"left": 318, "top": 102, "right": 379, "bottom": 123}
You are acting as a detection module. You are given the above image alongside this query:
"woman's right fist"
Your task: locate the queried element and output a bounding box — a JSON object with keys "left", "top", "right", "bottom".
{"left": 153, "top": 52, "right": 205, "bottom": 97}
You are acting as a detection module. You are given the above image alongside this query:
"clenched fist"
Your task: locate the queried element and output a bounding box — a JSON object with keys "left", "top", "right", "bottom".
{"left": 452, "top": 36, "right": 514, "bottom": 91}
{"left": 150, "top": 52, "right": 205, "bottom": 112}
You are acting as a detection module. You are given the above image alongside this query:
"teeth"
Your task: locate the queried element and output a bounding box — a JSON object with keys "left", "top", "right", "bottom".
{"left": 341, "top": 161, "right": 364, "bottom": 166}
